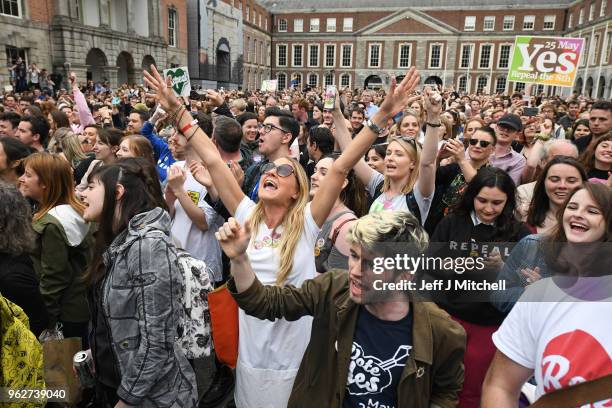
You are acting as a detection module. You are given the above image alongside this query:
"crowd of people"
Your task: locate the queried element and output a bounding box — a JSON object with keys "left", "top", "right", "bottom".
{"left": 0, "top": 63, "right": 611, "bottom": 408}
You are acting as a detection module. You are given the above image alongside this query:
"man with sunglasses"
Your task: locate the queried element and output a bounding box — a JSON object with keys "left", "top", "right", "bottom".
{"left": 242, "top": 108, "right": 300, "bottom": 202}
{"left": 490, "top": 114, "right": 526, "bottom": 185}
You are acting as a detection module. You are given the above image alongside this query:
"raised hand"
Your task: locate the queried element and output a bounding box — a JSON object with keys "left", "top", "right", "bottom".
{"left": 142, "top": 64, "right": 181, "bottom": 113}
{"left": 423, "top": 86, "right": 443, "bottom": 121}
{"left": 205, "top": 90, "right": 225, "bottom": 108}
{"left": 166, "top": 163, "right": 186, "bottom": 193}
{"left": 189, "top": 160, "right": 213, "bottom": 188}
{"left": 215, "top": 218, "right": 251, "bottom": 259}
{"left": 378, "top": 67, "right": 421, "bottom": 117}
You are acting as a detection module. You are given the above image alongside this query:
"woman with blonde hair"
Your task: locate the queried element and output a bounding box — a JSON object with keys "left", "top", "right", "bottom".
{"left": 18, "top": 153, "right": 92, "bottom": 346}
{"left": 51, "top": 128, "right": 87, "bottom": 169}
{"left": 144, "top": 64, "right": 421, "bottom": 407}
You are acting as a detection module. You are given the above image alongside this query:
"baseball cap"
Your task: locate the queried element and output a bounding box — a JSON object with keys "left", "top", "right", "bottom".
{"left": 497, "top": 113, "right": 522, "bottom": 131}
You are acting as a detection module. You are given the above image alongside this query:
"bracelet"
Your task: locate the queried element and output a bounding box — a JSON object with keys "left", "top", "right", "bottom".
{"left": 426, "top": 121, "right": 442, "bottom": 128}
{"left": 186, "top": 125, "right": 200, "bottom": 142}
{"left": 180, "top": 119, "right": 199, "bottom": 134}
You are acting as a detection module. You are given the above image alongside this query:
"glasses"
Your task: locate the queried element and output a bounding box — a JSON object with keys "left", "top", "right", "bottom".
{"left": 261, "top": 162, "right": 295, "bottom": 178}
{"left": 261, "top": 123, "right": 289, "bottom": 134}
{"left": 469, "top": 139, "right": 492, "bottom": 148}
{"left": 389, "top": 136, "right": 418, "bottom": 147}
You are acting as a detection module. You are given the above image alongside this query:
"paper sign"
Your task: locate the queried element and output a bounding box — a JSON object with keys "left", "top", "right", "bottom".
{"left": 261, "top": 79, "right": 278, "bottom": 92}
{"left": 508, "top": 36, "right": 584, "bottom": 88}
{"left": 163, "top": 66, "right": 191, "bottom": 97}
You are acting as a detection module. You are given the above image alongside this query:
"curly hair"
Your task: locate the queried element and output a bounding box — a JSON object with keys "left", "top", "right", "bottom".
{"left": 0, "top": 182, "right": 35, "bottom": 255}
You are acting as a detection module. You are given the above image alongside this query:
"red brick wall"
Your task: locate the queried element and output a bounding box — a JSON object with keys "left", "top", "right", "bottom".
{"left": 27, "top": 0, "right": 53, "bottom": 24}
{"left": 161, "top": 0, "right": 188, "bottom": 50}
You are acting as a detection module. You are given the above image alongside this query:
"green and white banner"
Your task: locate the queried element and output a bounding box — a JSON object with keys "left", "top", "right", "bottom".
{"left": 163, "top": 66, "right": 191, "bottom": 97}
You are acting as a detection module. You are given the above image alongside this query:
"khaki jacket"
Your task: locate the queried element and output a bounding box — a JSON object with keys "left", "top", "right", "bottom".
{"left": 229, "top": 269, "right": 466, "bottom": 408}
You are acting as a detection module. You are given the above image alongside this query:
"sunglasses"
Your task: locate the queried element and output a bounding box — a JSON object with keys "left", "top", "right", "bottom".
{"left": 261, "top": 162, "right": 295, "bottom": 177}
{"left": 469, "top": 139, "right": 492, "bottom": 148}
{"left": 389, "top": 135, "right": 418, "bottom": 147}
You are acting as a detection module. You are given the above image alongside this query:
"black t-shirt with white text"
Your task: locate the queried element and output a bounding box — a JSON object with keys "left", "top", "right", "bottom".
{"left": 343, "top": 306, "right": 413, "bottom": 408}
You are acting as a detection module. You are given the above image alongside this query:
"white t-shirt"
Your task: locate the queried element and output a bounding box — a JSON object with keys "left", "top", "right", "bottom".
{"left": 366, "top": 171, "right": 433, "bottom": 224}
{"left": 492, "top": 277, "right": 612, "bottom": 402}
{"left": 234, "top": 196, "right": 319, "bottom": 408}
{"left": 169, "top": 161, "right": 224, "bottom": 282}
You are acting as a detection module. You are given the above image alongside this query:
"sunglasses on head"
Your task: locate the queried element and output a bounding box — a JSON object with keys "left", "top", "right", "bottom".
{"left": 261, "top": 162, "right": 295, "bottom": 177}
{"left": 389, "top": 135, "right": 418, "bottom": 147}
{"left": 469, "top": 139, "right": 492, "bottom": 148}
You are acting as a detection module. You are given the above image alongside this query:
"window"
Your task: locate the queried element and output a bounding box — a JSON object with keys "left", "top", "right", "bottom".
{"left": 277, "top": 44, "right": 287, "bottom": 66}
{"left": 0, "top": 0, "right": 20, "bottom": 17}
{"left": 294, "top": 18, "right": 303, "bottom": 32}
{"left": 429, "top": 43, "right": 442, "bottom": 69}
{"left": 327, "top": 18, "right": 336, "bottom": 32}
{"left": 259, "top": 14, "right": 262, "bottom": 27}
{"left": 464, "top": 16, "right": 476, "bottom": 31}
{"left": 568, "top": 13, "right": 573, "bottom": 28}
{"left": 310, "top": 18, "right": 320, "bottom": 32}
{"left": 581, "top": 36, "right": 589, "bottom": 66}
{"left": 589, "top": 3, "right": 595, "bottom": 20}
{"left": 514, "top": 82, "right": 525, "bottom": 92}
{"left": 325, "top": 44, "right": 336, "bottom": 67}
{"left": 293, "top": 44, "right": 303, "bottom": 67}
{"left": 368, "top": 43, "right": 381, "bottom": 68}
{"left": 398, "top": 44, "right": 411, "bottom": 68}
{"left": 503, "top": 16, "right": 515, "bottom": 30}
{"left": 579, "top": 8, "right": 584, "bottom": 24}
{"left": 477, "top": 76, "right": 489, "bottom": 93}
{"left": 308, "top": 73, "right": 318, "bottom": 87}
{"left": 343, "top": 17, "right": 353, "bottom": 32}
{"left": 246, "top": 37, "right": 251, "bottom": 62}
{"left": 253, "top": 8, "right": 256, "bottom": 24}
{"left": 5, "top": 46, "right": 27, "bottom": 67}
{"left": 590, "top": 35, "right": 600, "bottom": 65}
{"left": 606, "top": 33, "right": 612, "bottom": 63}
{"left": 498, "top": 44, "right": 512, "bottom": 68}
{"left": 536, "top": 84, "right": 544, "bottom": 94}
{"left": 484, "top": 16, "right": 495, "bottom": 31}
{"left": 479, "top": 44, "right": 492, "bottom": 69}
{"left": 292, "top": 73, "right": 302, "bottom": 89}
{"left": 543, "top": 15, "right": 555, "bottom": 30}
{"left": 308, "top": 44, "right": 319, "bottom": 67}
{"left": 460, "top": 44, "right": 473, "bottom": 69}
{"left": 277, "top": 73, "right": 287, "bottom": 90}
{"left": 254, "top": 39, "right": 258, "bottom": 63}
{"left": 168, "top": 8, "right": 177, "bottom": 47}
{"left": 340, "top": 73, "right": 350, "bottom": 88}
{"left": 324, "top": 73, "right": 334, "bottom": 87}
{"left": 246, "top": 5, "right": 250, "bottom": 21}
{"left": 495, "top": 76, "right": 507, "bottom": 94}
{"left": 523, "top": 15, "right": 535, "bottom": 30}
{"left": 458, "top": 76, "right": 468, "bottom": 93}
{"left": 265, "top": 19, "right": 268, "bottom": 31}
{"left": 278, "top": 18, "right": 287, "bottom": 32}
{"left": 341, "top": 44, "right": 352, "bottom": 67}
{"left": 602, "top": 0, "right": 608, "bottom": 17}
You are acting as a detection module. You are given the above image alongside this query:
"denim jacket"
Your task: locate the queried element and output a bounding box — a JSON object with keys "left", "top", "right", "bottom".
{"left": 100, "top": 208, "right": 196, "bottom": 407}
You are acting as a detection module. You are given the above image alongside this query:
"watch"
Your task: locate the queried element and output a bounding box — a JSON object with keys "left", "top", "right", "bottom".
{"left": 365, "top": 119, "right": 384, "bottom": 135}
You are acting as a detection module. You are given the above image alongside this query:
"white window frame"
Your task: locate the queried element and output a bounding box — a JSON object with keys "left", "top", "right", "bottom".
{"left": 294, "top": 18, "right": 303, "bottom": 33}
{"left": 276, "top": 72, "right": 287, "bottom": 90}
{"left": 324, "top": 72, "right": 334, "bottom": 87}
{"left": 265, "top": 19, "right": 268, "bottom": 31}
{"left": 568, "top": 13, "right": 573, "bottom": 29}
{"left": 308, "top": 44, "right": 320, "bottom": 67}
{"left": 324, "top": 44, "right": 336, "bottom": 68}
{"left": 602, "top": 0, "right": 607, "bottom": 17}
{"left": 246, "top": 5, "right": 250, "bottom": 22}
{"left": 246, "top": 37, "right": 251, "bottom": 62}
{"left": 397, "top": 43, "right": 412, "bottom": 68}
{"left": 590, "top": 34, "right": 600, "bottom": 65}
{"left": 497, "top": 43, "right": 512, "bottom": 69}
{"left": 278, "top": 18, "right": 287, "bottom": 32}
{"left": 0, "top": 0, "right": 22, "bottom": 18}
{"left": 459, "top": 43, "right": 474, "bottom": 69}
{"left": 428, "top": 43, "right": 443, "bottom": 69}
{"left": 276, "top": 44, "right": 288, "bottom": 67}
{"left": 523, "top": 15, "right": 535, "bottom": 31}
{"left": 340, "top": 73, "right": 351, "bottom": 88}
{"left": 168, "top": 7, "right": 177, "bottom": 47}
{"left": 495, "top": 76, "right": 507, "bottom": 94}
{"left": 543, "top": 15, "right": 556, "bottom": 30}
{"left": 464, "top": 16, "right": 476, "bottom": 31}
{"left": 476, "top": 76, "right": 489, "bottom": 94}
{"left": 343, "top": 17, "right": 353, "bottom": 32}
{"left": 606, "top": 32, "right": 612, "bottom": 63}
{"left": 340, "top": 44, "right": 353, "bottom": 68}
{"left": 579, "top": 8, "right": 584, "bottom": 25}
{"left": 479, "top": 43, "right": 493, "bottom": 69}
{"left": 307, "top": 72, "right": 318, "bottom": 88}
{"left": 589, "top": 3, "right": 595, "bottom": 20}
{"left": 457, "top": 76, "right": 469, "bottom": 93}
{"left": 292, "top": 44, "right": 304, "bottom": 67}
{"left": 293, "top": 73, "right": 302, "bottom": 89}
{"left": 580, "top": 36, "right": 589, "bottom": 67}
{"left": 327, "top": 18, "right": 336, "bottom": 32}
{"left": 368, "top": 43, "right": 382, "bottom": 68}
{"left": 310, "top": 18, "right": 320, "bottom": 32}
{"left": 259, "top": 14, "right": 262, "bottom": 27}
{"left": 503, "top": 15, "right": 515, "bottom": 31}
{"left": 483, "top": 16, "right": 495, "bottom": 31}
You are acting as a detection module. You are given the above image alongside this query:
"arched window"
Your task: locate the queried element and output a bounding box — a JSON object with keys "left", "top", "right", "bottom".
{"left": 476, "top": 76, "right": 489, "bottom": 94}
{"left": 495, "top": 76, "right": 507, "bottom": 94}
{"left": 457, "top": 76, "right": 468, "bottom": 93}
{"left": 277, "top": 72, "right": 287, "bottom": 90}
{"left": 340, "top": 73, "right": 351, "bottom": 88}
{"left": 324, "top": 73, "right": 334, "bottom": 87}
{"left": 307, "top": 73, "right": 318, "bottom": 87}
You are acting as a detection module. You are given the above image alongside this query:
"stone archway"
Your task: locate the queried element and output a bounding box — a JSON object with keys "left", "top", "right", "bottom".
{"left": 575, "top": 77, "right": 583, "bottom": 94}
{"left": 116, "top": 51, "right": 135, "bottom": 85}
{"left": 424, "top": 75, "right": 443, "bottom": 88}
{"left": 85, "top": 48, "right": 108, "bottom": 83}
{"left": 597, "top": 76, "right": 606, "bottom": 99}
{"left": 364, "top": 75, "right": 383, "bottom": 89}
{"left": 216, "top": 39, "right": 231, "bottom": 85}
{"left": 585, "top": 77, "right": 594, "bottom": 98}
{"left": 141, "top": 55, "right": 156, "bottom": 72}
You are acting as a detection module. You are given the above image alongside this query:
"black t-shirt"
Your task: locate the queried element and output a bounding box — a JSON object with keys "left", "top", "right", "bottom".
{"left": 343, "top": 306, "right": 413, "bottom": 408}
{"left": 588, "top": 167, "right": 609, "bottom": 181}
{"left": 573, "top": 133, "right": 592, "bottom": 154}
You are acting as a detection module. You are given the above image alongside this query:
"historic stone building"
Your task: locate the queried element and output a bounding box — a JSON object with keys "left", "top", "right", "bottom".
{"left": 261, "top": 0, "right": 612, "bottom": 98}
{"left": 1, "top": 0, "right": 188, "bottom": 89}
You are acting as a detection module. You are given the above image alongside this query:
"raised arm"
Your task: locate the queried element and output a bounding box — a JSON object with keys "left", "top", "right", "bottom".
{"left": 143, "top": 66, "right": 245, "bottom": 215}
{"left": 69, "top": 73, "right": 95, "bottom": 129}
{"left": 311, "top": 68, "right": 422, "bottom": 226}
{"left": 415, "top": 87, "right": 442, "bottom": 198}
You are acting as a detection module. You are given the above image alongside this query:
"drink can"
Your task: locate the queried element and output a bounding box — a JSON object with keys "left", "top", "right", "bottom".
{"left": 73, "top": 350, "right": 95, "bottom": 388}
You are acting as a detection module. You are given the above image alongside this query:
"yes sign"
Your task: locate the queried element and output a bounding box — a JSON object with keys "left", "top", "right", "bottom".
{"left": 508, "top": 36, "right": 584, "bottom": 88}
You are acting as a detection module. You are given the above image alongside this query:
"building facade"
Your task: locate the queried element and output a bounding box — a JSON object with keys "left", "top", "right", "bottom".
{"left": 1, "top": 0, "right": 188, "bottom": 89}
{"left": 262, "top": 0, "right": 612, "bottom": 98}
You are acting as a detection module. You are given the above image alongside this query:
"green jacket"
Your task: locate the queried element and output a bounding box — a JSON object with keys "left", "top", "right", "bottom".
{"left": 229, "top": 269, "right": 466, "bottom": 408}
{"left": 31, "top": 206, "right": 93, "bottom": 327}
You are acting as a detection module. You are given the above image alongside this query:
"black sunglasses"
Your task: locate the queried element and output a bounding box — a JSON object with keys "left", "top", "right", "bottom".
{"left": 261, "top": 162, "right": 295, "bottom": 177}
{"left": 469, "top": 138, "right": 492, "bottom": 148}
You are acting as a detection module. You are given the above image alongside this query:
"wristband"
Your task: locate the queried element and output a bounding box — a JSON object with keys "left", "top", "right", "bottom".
{"left": 180, "top": 119, "right": 198, "bottom": 134}
{"left": 365, "top": 119, "right": 384, "bottom": 135}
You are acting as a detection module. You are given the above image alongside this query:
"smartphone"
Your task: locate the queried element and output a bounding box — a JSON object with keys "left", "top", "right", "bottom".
{"left": 523, "top": 107, "right": 539, "bottom": 117}
{"left": 324, "top": 85, "right": 337, "bottom": 110}
{"left": 111, "top": 96, "right": 121, "bottom": 105}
